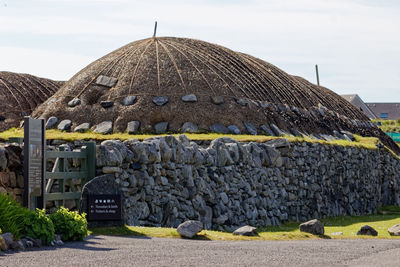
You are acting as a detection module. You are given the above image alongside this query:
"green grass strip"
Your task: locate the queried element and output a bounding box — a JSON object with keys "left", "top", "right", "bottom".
{"left": 89, "top": 211, "right": 400, "bottom": 241}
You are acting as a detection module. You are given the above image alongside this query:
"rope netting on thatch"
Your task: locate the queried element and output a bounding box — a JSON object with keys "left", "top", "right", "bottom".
{"left": 35, "top": 36, "right": 367, "bottom": 118}
{"left": 32, "top": 36, "right": 399, "bottom": 153}
{"left": 0, "top": 71, "right": 62, "bottom": 131}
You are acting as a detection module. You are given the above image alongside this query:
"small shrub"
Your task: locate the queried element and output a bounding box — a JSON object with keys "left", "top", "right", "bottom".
{"left": 0, "top": 193, "right": 28, "bottom": 238}
{"left": 50, "top": 207, "right": 88, "bottom": 241}
{"left": 23, "top": 209, "right": 55, "bottom": 245}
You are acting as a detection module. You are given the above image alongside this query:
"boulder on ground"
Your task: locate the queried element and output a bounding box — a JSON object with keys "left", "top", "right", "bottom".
{"left": 1, "top": 232, "right": 14, "bottom": 250}
{"left": 299, "top": 219, "right": 324, "bottom": 235}
{"left": 357, "top": 225, "right": 378, "bottom": 236}
{"left": 388, "top": 224, "right": 400, "bottom": 236}
{"left": 177, "top": 220, "right": 203, "bottom": 238}
{"left": 233, "top": 225, "right": 258, "bottom": 236}
{"left": 0, "top": 235, "right": 7, "bottom": 251}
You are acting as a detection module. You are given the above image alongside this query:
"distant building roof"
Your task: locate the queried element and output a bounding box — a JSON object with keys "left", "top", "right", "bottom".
{"left": 341, "top": 94, "right": 376, "bottom": 119}
{"left": 366, "top": 103, "right": 400, "bottom": 120}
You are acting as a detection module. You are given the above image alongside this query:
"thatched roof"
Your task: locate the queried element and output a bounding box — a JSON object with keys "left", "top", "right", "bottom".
{"left": 0, "top": 71, "right": 62, "bottom": 131}
{"left": 32, "top": 37, "right": 399, "bottom": 153}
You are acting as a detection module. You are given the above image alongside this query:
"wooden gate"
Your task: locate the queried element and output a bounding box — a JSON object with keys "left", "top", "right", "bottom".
{"left": 44, "top": 142, "right": 96, "bottom": 208}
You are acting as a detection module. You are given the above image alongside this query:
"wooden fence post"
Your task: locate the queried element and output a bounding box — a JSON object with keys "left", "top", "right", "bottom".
{"left": 85, "top": 141, "right": 96, "bottom": 184}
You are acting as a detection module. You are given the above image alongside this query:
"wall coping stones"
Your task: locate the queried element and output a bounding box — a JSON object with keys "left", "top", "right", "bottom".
{"left": 260, "top": 125, "right": 274, "bottom": 136}
{"left": 127, "top": 121, "right": 140, "bottom": 134}
{"left": 154, "top": 122, "right": 168, "bottom": 134}
{"left": 210, "top": 123, "right": 229, "bottom": 134}
{"left": 227, "top": 125, "right": 241, "bottom": 135}
{"left": 74, "top": 122, "right": 91, "bottom": 133}
{"left": 94, "top": 121, "right": 113, "bottom": 134}
{"left": 181, "top": 122, "right": 198, "bottom": 133}
{"left": 57, "top": 120, "right": 72, "bottom": 132}
{"left": 243, "top": 121, "right": 257, "bottom": 135}
{"left": 45, "top": 117, "right": 58, "bottom": 129}
{"left": 270, "top": 124, "right": 285, "bottom": 136}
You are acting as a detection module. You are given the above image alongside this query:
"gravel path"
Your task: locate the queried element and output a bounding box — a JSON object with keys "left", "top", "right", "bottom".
{"left": 1, "top": 236, "right": 400, "bottom": 267}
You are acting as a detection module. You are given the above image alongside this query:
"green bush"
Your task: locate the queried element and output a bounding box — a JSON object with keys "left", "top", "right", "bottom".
{"left": 0, "top": 193, "right": 28, "bottom": 238}
{"left": 49, "top": 207, "right": 88, "bottom": 241}
{"left": 23, "top": 209, "right": 55, "bottom": 245}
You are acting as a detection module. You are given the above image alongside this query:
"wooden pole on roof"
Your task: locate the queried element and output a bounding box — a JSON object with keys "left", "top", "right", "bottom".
{"left": 315, "top": 64, "right": 320, "bottom": 86}
{"left": 153, "top": 21, "right": 158, "bottom": 38}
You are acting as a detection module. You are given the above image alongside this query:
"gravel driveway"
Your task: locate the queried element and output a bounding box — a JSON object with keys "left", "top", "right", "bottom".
{"left": 1, "top": 236, "right": 400, "bottom": 266}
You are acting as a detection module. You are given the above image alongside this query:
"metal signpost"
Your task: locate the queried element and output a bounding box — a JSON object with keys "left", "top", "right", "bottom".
{"left": 23, "top": 117, "right": 45, "bottom": 210}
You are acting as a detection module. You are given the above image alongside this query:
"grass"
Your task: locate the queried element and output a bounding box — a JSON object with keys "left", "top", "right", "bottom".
{"left": 89, "top": 207, "right": 400, "bottom": 241}
{"left": 373, "top": 119, "right": 400, "bottom": 133}
{"left": 0, "top": 128, "right": 380, "bottom": 151}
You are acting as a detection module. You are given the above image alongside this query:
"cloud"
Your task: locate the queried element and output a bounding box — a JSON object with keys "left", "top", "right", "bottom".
{"left": 0, "top": 46, "right": 94, "bottom": 80}
{"left": 0, "top": 0, "right": 399, "bottom": 101}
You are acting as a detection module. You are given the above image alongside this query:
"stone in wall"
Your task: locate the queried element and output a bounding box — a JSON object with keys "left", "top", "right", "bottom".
{"left": 0, "top": 144, "right": 24, "bottom": 203}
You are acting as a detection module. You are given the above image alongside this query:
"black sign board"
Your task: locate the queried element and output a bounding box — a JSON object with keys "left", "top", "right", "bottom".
{"left": 87, "top": 194, "right": 122, "bottom": 221}
{"left": 23, "top": 117, "right": 45, "bottom": 210}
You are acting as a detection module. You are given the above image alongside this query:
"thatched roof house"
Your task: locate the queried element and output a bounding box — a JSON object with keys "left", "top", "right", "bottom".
{"left": 0, "top": 71, "right": 63, "bottom": 132}
{"left": 32, "top": 37, "right": 398, "bottom": 152}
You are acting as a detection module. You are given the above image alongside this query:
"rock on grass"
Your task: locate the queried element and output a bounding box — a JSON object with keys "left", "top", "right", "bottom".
{"left": 233, "top": 225, "right": 258, "bottom": 236}
{"left": 357, "top": 225, "right": 378, "bottom": 236}
{"left": 299, "top": 219, "right": 324, "bottom": 235}
{"left": 177, "top": 220, "right": 203, "bottom": 238}
{"left": 388, "top": 224, "right": 400, "bottom": 236}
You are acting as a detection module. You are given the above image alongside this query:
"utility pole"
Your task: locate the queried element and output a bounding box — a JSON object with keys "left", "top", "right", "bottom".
{"left": 315, "top": 64, "right": 320, "bottom": 86}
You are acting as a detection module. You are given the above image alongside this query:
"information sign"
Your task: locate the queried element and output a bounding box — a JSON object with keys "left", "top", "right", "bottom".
{"left": 87, "top": 194, "right": 122, "bottom": 221}
{"left": 23, "top": 117, "right": 45, "bottom": 210}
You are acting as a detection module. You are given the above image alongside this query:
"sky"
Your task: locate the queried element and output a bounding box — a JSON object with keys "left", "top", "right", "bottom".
{"left": 0, "top": 0, "right": 399, "bottom": 102}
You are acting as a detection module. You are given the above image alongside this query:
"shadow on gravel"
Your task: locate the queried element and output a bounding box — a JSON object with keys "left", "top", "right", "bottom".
{"left": 0, "top": 236, "right": 116, "bottom": 255}
{"left": 89, "top": 225, "right": 147, "bottom": 237}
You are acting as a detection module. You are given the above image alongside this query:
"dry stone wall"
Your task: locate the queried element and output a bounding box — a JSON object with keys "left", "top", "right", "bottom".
{"left": 0, "top": 144, "right": 24, "bottom": 203}
{"left": 95, "top": 136, "right": 400, "bottom": 230}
